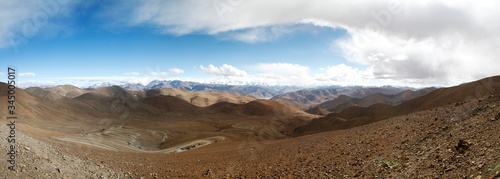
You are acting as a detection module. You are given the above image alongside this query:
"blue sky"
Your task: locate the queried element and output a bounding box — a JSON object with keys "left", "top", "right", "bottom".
{"left": 0, "top": 23, "right": 352, "bottom": 86}
{"left": 1, "top": 0, "right": 499, "bottom": 88}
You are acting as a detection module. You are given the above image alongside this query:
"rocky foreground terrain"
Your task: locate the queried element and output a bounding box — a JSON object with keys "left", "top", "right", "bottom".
{"left": 1, "top": 94, "right": 499, "bottom": 178}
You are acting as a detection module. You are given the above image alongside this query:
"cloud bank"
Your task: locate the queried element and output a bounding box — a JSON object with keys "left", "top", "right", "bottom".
{"left": 169, "top": 68, "right": 184, "bottom": 75}
{"left": 149, "top": 72, "right": 168, "bottom": 76}
{"left": 121, "top": 0, "right": 500, "bottom": 85}
{"left": 2, "top": 0, "right": 499, "bottom": 86}
{"left": 197, "top": 63, "right": 375, "bottom": 87}
{"left": 200, "top": 64, "right": 247, "bottom": 77}
{"left": 19, "top": 72, "right": 36, "bottom": 77}
{"left": 124, "top": 72, "right": 140, "bottom": 76}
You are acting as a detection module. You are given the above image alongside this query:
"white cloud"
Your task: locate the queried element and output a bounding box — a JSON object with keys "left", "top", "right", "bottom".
{"left": 200, "top": 64, "right": 247, "bottom": 77}
{"left": 100, "top": 0, "right": 500, "bottom": 85}
{"left": 0, "top": 1, "right": 38, "bottom": 48}
{"left": 221, "top": 25, "right": 296, "bottom": 43}
{"left": 17, "top": 80, "right": 56, "bottom": 88}
{"left": 255, "top": 63, "right": 312, "bottom": 84}
{"left": 12, "top": 63, "right": 409, "bottom": 88}
{"left": 0, "top": 0, "right": 80, "bottom": 49}
{"left": 149, "top": 72, "right": 168, "bottom": 76}
{"left": 0, "top": 72, "right": 5, "bottom": 76}
{"left": 334, "top": 30, "right": 500, "bottom": 84}
{"left": 256, "top": 63, "right": 309, "bottom": 77}
{"left": 196, "top": 63, "right": 376, "bottom": 86}
{"left": 169, "top": 68, "right": 184, "bottom": 75}
{"left": 19, "top": 72, "right": 36, "bottom": 77}
{"left": 314, "top": 64, "right": 374, "bottom": 83}
{"left": 124, "top": 72, "right": 140, "bottom": 76}
{"left": 52, "top": 76, "right": 166, "bottom": 87}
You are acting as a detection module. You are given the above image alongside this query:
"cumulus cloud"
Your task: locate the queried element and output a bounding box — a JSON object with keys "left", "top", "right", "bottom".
{"left": 149, "top": 72, "right": 168, "bottom": 76}
{"left": 253, "top": 63, "right": 374, "bottom": 86}
{"left": 200, "top": 64, "right": 247, "bottom": 77}
{"left": 256, "top": 63, "right": 313, "bottom": 85}
{"left": 256, "top": 63, "right": 309, "bottom": 76}
{"left": 17, "top": 80, "right": 56, "bottom": 88}
{"left": 255, "top": 63, "right": 313, "bottom": 84}
{"left": 169, "top": 68, "right": 184, "bottom": 75}
{"left": 124, "top": 72, "right": 140, "bottom": 76}
{"left": 315, "top": 64, "right": 373, "bottom": 82}
{"left": 198, "top": 63, "right": 376, "bottom": 86}
{"left": 19, "top": 72, "right": 36, "bottom": 77}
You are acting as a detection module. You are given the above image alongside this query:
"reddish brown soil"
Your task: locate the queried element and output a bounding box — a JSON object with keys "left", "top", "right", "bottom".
{"left": 3, "top": 95, "right": 499, "bottom": 178}
{"left": 1, "top": 77, "right": 500, "bottom": 178}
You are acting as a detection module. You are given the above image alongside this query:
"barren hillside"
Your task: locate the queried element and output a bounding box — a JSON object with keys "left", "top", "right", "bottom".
{"left": 272, "top": 87, "right": 409, "bottom": 107}
{"left": 1, "top": 82, "right": 499, "bottom": 178}
{"left": 297, "top": 76, "right": 500, "bottom": 134}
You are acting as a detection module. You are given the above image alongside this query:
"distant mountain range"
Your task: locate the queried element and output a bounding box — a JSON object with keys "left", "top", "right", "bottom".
{"left": 23, "top": 79, "right": 425, "bottom": 102}
{"left": 81, "top": 80, "right": 421, "bottom": 100}
{"left": 271, "top": 86, "right": 416, "bottom": 108}
{"left": 315, "top": 87, "right": 437, "bottom": 112}
{"left": 87, "top": 80, "right": 307, "bottom": 99}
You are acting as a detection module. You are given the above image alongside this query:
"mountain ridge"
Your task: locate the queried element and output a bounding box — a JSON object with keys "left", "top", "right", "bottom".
{"left": 315, "top": 87, "right": 436, "bottom": 112}
{"left": 271, "top": 86, "right": 413, "bottom": 107}
{"left": 295, "top": 76, "right": 500, "bottom": 134}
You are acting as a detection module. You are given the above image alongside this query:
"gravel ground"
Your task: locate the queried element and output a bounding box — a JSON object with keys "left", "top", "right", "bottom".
{"left": 1, "top": 95, "right": 500, "bottom": 178}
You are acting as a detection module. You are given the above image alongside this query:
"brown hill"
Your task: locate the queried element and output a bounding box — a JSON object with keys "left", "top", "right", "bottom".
{"left": 304, "top": 106, "right": 329, "bottom": 115}
{"left": 4, "top": 83, "right": 499, "bottom": 178}
{"left": 139, "top": 88, "right": 256, "bottom": 107}
{"left": 25, "top": 85, "right": 88, "bottom": 100}
{"left": 1, "top": 83, "right": 315, "bottom": 154}
{"left": 24, "top": 85, "right": 134, "bottom": 100}
{"left": 396, "top": 76, "right": 500, "bottom": 113}
{"left": 356, "top": 93, "right": 393, "bottom": 106}
{"left": 48, "top": 85, "right": 88, "bottom": 98}
{"left": 316, "top": 94, "right": 354, "bottom": 112}
{"left": 296, "top": 103, "right": 395, "bottom": 134}
{"left": 296, "top": 76, "right": 500, "bottom": 134}
{"left": 142, "top": 95, "right": 202, "bottom": 114}
{"left": 394, "top": 88, "right": 436, "bottom": 101}
{"left": 24, "top": 87, "right": 65, "bottom": 100}
{"left": 207, "top": 99, "right": 314, "bottom": 117}
{"left": 317, "top": 88, "right": 436, "bottom": 112}
{"left": 85, "top": 85, "right": 136, "bottom": 99}
{"left": 271, "top": 87, "right": 407, "bottom": 107}
{"left": 273, "top": 98, "right": 308, "bottom": 111}
{"left": 1, "top": 83, "right": 115, "bottom": 132}
{"left": 271, "top": 89, "right": 340, "bottom": 107}
{"left": 24, "top": 85, "right": 256, "bottom": 107}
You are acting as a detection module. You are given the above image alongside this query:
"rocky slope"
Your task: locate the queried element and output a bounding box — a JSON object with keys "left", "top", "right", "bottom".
{"left": 296, "top": 76, "right": 500, "bottom": 134}
{"left": 2, "top": 92, "right": 499, "bottom": 178}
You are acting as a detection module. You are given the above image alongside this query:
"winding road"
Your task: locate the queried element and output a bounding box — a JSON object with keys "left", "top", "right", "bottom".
{"left": 57, "top": 125, "right": 226, "bottom": 153}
